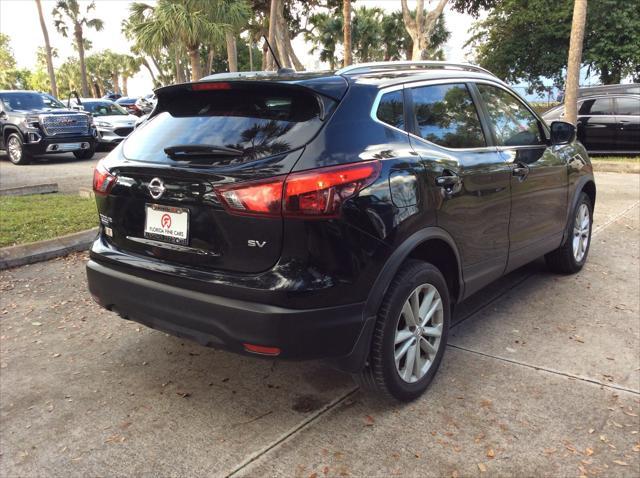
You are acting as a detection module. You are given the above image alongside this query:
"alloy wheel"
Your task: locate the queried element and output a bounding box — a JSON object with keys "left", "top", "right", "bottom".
{"left": 7, "top": 136, "right": 22, "bottom": 163}
{"left": 572, "top": 203, "right": 590, "bottom": 262}
{"left": 394, "top": 283, "right": 444, "bottom": 383}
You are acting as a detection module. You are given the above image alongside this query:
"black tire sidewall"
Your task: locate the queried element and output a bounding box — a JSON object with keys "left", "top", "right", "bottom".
{"left": 74, "top": 145, "right": 96, "bottom": 160}
{"left": 379, "top": 263, "right": 450, "bottom": 401}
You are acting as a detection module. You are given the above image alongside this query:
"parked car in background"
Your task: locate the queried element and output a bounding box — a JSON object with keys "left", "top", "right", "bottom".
{"left": 87, "top": 61, "right": 596, "bottom": 401}
{"left": 115, "top": 97, "right": 143, "bottom": 116}
{"left": 0, "top": 90, "right": 97, "bottom": 164}
{"left": 134, "top": 94, "right": 156, "bottom": 115}
{"left": 543, "top": 93, "right": 640, "bottom": 154}
{"left": 68, "top": 98, "right": 137, "bottom": 148}
{"left": 102, "top": 92, "right": 122, "bottom": 101}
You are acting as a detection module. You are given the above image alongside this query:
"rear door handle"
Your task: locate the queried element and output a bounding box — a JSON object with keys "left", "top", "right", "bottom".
{"left": 435, "top": 175, "right": 461, "bottom": 187}
{"left": 512, "top": 163, "right": 530, "bottom": 180}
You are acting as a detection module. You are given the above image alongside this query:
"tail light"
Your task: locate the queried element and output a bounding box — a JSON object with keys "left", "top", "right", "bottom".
{"left": 215, "top": 160, "right": 381, "bottom": 218}
{"left": 93, "top": 160, "right": 117, "bottom": 195}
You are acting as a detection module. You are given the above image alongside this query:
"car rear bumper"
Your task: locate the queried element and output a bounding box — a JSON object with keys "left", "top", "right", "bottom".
{"left": 86, "top": 258, "right": 367, "bottom": 361}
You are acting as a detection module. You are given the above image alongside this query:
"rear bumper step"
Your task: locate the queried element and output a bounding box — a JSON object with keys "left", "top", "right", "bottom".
{"left": 86, "top": 259, "right": 366, "bottom": 360}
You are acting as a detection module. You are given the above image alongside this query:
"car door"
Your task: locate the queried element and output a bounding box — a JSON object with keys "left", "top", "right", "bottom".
{"left": 474, "top": 82, "right": 568, "bottom": 273}
{"left": 577, "top": 97, "right": 616, "bottom": 152}
{"left": 405, "top": 81, "right": 512, "bottom": 297}
{"left": 613, "top": 95, "right": 640, "bottom": 152}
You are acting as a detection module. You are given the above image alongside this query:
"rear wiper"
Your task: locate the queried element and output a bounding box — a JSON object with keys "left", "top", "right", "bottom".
{"left": 164, "top": 144, "right": 243, "bottom": 160}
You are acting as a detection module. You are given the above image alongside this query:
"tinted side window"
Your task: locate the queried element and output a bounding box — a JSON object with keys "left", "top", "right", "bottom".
{"left": 410, "top": 83, "right": 485, "bottom": 148}
{"left": 376, "top": 90, "right": 404, "bottom": 130}
{"left": 615, "top": 97, "right": 640, "bottom": 115}
{"left": 477, "top": 84, "right": 544, "bottom": 147}
{"left": 579, "top": 98, "right": 613, "bottom": 115}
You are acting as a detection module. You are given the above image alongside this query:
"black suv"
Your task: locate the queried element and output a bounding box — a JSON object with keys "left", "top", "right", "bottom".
{"left": 87, "top": 62, "right": 596, "bottom": 401}
{"left": 0, "top": 90, "right": 97, "bottom": 165}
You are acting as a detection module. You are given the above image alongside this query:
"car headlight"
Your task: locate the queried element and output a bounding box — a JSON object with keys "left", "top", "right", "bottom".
{"left": 24, "top": 115, "right": 40, "bottom": 128}
{"left": 95, "top": 121, "right": 113, "bottom": 128}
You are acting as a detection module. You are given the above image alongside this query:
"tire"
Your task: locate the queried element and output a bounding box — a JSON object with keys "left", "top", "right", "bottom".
{"left": 545, "top": 192, "right": 593, "bottom": 274}
{"left": 6, "top": 133, "right": 32, "bottom": 165}
{"left": 74, "top": 145, "right": 96, "bottom": 160}
{"left": 354, "top": 259, "right": 451, "bottom": 402}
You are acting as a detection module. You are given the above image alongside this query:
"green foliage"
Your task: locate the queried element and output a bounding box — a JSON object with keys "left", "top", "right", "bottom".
{"left": 305, "top": 6, "right": 450, "bottom": 67}
{"left": 468, "top": 0, "right": 640, "bottom": 90}
{"left": 0, "top": 194, "right": 97, "bottom": 247}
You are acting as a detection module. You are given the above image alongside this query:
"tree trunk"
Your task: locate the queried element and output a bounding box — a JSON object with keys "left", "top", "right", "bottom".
{"left": 277, "top": 9, "right": 303, "bottom": 70}
{"left": 267, "top": 0, "right": 280, "bottom": 70}
{"left": 74, "top": 25, "right": 90, "bottom": 97}
{"left": 141, "top": 58, "right": 157, "bottom": 86}
{"left": 188, "top": 48, "right": 201, "bottom": 80}
{"left": 248, "top": 42, "right": 254, "bottom": 71}
{"left": 93, "top": 82, "right": 101, "bottom": 97}
{"left": 35, "top": 0, "right": 57, "bottom": 97}
{"left": 207, "top": 49, "right": 214, "bottom": 75}
{"left": 565, "top": 0, "right": 588, "bottom": 125}
{"left": 111, "top": 72, "right": 120, "bottom": 95}
{"left": 122, "top": 76, "right": 129, "bottom": 96}
{"left": 174, "top": 56, "right": 184, "bottom": 83}
{"left": 401, "top": 0, "right": 448, "bottom": 61}
{"left": 225, "top": 31, "right": 238, "bottom": 72}
{"left": 343, "top": 0, "right": 352, "bottom": 67}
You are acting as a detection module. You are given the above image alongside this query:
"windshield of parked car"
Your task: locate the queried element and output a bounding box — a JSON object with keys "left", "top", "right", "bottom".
{"left": 0, "top": 92, "right": 65, "bottom": 111}
{"left": 81, "top": 101, "right": 128, "bottom": 116}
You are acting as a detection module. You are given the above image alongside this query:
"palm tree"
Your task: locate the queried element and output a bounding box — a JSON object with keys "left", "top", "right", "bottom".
{"left": 565, "top": 0, "right": 588, "bottom": 125}
{"left": 343, "top": 0, "right": 352, "bottom": 67}
{"left": 121, "top": 55, "right": 141, "bottom": 96}
{"left": 127, "top": 0, "right": 247, "bottom": 81}
{"left": 52, "top": 0, "right": 103, "bottom": 97}
{"left": 35, "top": 0, "right": 57, "bottom": 97}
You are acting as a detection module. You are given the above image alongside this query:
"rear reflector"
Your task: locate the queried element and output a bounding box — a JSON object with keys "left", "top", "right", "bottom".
{"left": 93, "top": 160, "right": 117, "bottom": 195}
{"left": 243, "top": 343, "right": 281, "bottom": 356}
{"left": 192, "top": 82, "right": 232, "bottom": 91}
{"left": 214, "top": 160, "right": 381, "bottom": 219}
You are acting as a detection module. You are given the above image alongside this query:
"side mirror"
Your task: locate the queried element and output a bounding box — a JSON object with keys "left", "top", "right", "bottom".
{"left": 550, "top": 121, "right": 576, "bottom": 145}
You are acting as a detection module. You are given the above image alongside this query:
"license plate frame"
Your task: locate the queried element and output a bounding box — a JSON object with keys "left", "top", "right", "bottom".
{"left": 144, "top": 204, "right": 189, "bottom": 246}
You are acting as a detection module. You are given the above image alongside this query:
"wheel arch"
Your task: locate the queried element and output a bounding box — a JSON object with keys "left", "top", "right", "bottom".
{"left": 330, "top": 227, "right": 463, "bottom": 374}
{"left": 562, "top": 175, "right": 596, "bottom": 245}
{"left": 3, "top": 125, "right": 23, "bottom": 143}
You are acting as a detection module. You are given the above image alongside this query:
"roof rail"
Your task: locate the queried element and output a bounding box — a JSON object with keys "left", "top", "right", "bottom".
{"left": 335, "top": 61, "right": 495, "bottom": 77}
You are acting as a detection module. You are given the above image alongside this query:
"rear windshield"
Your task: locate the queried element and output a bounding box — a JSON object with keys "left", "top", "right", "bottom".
{"left": 122, "top": 86, "right": 324, "bottom": 165}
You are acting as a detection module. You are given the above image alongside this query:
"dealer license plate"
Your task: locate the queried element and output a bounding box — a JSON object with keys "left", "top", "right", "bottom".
{"left": 144, "top": 204, "right": 189, "bottom": 245}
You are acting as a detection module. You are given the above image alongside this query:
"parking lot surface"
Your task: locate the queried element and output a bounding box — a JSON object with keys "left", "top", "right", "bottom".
{"left": 0, "top": 152, "right": 107, "bottom": 194}
{"left": 1, "top": 172, "right": 638, "bottom": 477}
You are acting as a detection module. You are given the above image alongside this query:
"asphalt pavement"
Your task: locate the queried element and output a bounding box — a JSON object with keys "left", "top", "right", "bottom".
{"left": 0, "top": 151, "right": 108, "bottom": 194}
{"left": 0, "top": 172, "right": 638, "bottom": 477}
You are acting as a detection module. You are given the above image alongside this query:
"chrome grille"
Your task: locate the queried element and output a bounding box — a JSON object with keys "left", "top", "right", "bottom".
{"left": 40, "top": 114, "right": 90, "bottom": 136}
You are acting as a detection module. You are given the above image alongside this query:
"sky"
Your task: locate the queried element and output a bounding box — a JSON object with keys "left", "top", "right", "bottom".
{"left": 0, "top": 0, "right": 480, "bottom": 97}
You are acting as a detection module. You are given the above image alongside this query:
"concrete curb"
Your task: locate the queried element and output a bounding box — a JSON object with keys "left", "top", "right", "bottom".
{"left": 592, "top": 161, "right": 640, "bottom": 174}
{"left": 0, "top": 228, "right": 98, "bottom": 270}
{"left": 0, "top": 183, "right": 58, "bottom": 196}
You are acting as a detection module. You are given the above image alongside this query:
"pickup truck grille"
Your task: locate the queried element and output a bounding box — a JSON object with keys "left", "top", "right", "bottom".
{"left": 40, "top": 114, "right": 90, "bottom": 136}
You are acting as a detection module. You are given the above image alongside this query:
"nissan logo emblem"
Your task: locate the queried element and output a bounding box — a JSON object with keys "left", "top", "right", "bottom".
{"left": 148, "top": 177, "right": 165, "bottom": 199}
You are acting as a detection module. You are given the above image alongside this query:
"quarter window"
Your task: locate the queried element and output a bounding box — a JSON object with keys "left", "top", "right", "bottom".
{"left": 477, "top": 84, "right": 545, "bottom": 147}
{"left": 614, "top": 97, "right": 640, "bottom": 115}
{"left": 376, "top": 90, "right": 404, "bottom": 130}
{"left": 410, "top": 83, "right": 486, "bottom": 148}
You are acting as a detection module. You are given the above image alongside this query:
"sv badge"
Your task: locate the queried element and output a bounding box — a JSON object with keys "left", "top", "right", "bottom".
{"left": 248, "top": 240, "right": 267, "bottom": 248}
